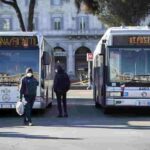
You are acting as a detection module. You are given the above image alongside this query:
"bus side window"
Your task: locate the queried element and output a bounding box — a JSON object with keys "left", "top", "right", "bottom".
{"left": 41, "top": 52, "right": 51, "bottom": 85}
{"left": 42, "top": 51, "right": 50, "bottom": 65}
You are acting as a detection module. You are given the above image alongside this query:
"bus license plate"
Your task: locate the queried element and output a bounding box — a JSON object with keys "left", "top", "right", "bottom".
{"left": 1, "top": 104, "right": 11, "bottom": 108}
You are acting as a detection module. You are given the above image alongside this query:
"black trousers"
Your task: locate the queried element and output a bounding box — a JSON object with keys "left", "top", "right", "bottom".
{"left": 56, "top": 92, "right": 68, "bottom": 115}
{"left": 24, "top": 95, "right": 35, "bottom": 123}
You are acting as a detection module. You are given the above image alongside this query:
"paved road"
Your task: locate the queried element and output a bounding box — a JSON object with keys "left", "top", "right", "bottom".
{"left": 0, "top": 90, "right": 150, "bottom": 150}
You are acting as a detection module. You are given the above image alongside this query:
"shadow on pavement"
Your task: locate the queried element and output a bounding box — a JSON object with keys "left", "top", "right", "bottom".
{"left": 0, "top": 131, "right": 83, "bottom": 140}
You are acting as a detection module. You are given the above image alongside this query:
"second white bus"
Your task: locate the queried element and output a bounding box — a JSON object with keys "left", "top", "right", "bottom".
{"left": 93, "top": 26, "right": 150, "bottom": 112}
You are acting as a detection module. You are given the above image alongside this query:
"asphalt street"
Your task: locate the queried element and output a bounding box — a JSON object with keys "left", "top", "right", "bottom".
{"left": 0, "top": 90, "right": 150, "bottom": 150}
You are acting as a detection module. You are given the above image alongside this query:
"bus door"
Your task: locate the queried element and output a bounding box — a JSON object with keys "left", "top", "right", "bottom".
{"left": 94, "top": 54, "right": 104, "bottom": 107}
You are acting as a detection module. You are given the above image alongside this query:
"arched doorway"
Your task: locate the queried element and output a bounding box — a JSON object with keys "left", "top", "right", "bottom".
{"left": 54, "top": 47, "right": 67, "bottom": 71}
{"left": 75, "top": 46, "right": 91, "bottom": 80}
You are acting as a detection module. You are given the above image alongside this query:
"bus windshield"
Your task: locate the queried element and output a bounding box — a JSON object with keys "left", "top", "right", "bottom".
{"left": 109, "top": 47, "right": 150, "bottom": 84}
{"left": 0, "top": 49, "right": 39, "bottom": 85}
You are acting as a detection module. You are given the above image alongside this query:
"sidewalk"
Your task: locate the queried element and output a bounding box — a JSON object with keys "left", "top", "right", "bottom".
{"left": 67, "top": 89, "right": 93, "bottom": 99}
{"left": 53, "top": 89, "right": 93, "bottom": 106}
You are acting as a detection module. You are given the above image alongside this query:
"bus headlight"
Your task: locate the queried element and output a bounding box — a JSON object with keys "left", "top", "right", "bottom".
{"left": 107, "top": 91, "right": 121, "bottom": 97}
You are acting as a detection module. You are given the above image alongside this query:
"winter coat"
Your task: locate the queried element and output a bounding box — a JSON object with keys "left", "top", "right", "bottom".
{"left": 19, "top": 76, "right": 39, "bottom": 99}
{"left": 53, "top": 68, "right": 70, "bottom": 93}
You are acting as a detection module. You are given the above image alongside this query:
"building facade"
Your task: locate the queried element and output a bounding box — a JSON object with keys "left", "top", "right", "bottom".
{"left": 1, "top": 0, "right": 149, "bottom": 80}
{"left": 0, "top": 0, "right": 149, "bottom": 78}
{"left": 0, "top": 0, "right": 106, "bottom": 80}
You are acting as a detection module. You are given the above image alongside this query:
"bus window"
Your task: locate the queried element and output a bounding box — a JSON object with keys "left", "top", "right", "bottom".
{"left": 42, "top": 51, "right": 50, "bottom": 65}
{"left": 108, "top": 48, "right": 150, "bottom": 83}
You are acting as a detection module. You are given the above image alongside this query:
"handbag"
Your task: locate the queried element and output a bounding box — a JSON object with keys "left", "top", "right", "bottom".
{"left": 16, "top": 101, "right": 24, "bottom": 116}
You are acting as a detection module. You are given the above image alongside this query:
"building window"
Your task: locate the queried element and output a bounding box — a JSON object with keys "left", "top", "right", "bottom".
{"left": 0, "top": 18, "right": 12, "bottom": 31}
{"left": 77, "top": 16, "right": 89, "bottom": 31}
{"left": 51, "top": 0, "right": 62, "bottom": 6}
{"left": 52, "top": 17, "right": 63, "bottom": 30}
{"left": 25, "top": 0, "right": 38, "bottom": 7}
{"left": 25, "top": 0, "right": 28, "bottom": 6}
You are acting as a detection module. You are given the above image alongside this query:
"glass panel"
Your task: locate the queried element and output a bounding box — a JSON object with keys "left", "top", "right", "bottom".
{"left": 0, "top": 18, "right": 11, "bottom": 31}
{"left": 53, "top": 17, "right": 62, "bottom": 30}
{"left": 109, "top": 48, "right": 150, "bottom": 83}
{"left": 0, "top": 49, "right": 39, "bottom": 84}
{"left": 51, "top": 0, "right": 61, "bottom": 5}
{"left": 77, "top": 16, "right": 89, "bottom": 31}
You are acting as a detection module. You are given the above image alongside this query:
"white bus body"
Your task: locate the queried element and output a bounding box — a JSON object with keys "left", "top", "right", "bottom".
{"left": 0, "top": 32, "right": 54, "bottom": 109}
{"left": 93, "top": 26, "right": 150, "bottom": 109}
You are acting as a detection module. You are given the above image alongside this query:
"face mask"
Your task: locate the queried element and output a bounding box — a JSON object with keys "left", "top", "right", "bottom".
{"left": 27, "top": 73, "right": 32, "bottom": 77}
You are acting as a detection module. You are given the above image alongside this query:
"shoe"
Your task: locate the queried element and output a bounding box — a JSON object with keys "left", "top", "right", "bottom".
{"left": 28, "top": 122, "right": 33, "bottom": 126}
{"left": 24, "top": 121, "right": 28, "bottom": 126}
{"left": 64, "top": 114, "right": 68, "bottom": 118}
{"left": 57, "top": 114, "right": 63, "bottom": 118}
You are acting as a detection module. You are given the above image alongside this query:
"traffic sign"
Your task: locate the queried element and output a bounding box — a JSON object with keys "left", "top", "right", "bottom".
{"left": 87, "top": 53, "right": 93, "bottom": 61}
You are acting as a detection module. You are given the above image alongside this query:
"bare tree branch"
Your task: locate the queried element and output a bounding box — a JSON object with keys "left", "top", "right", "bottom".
{"left": 0, "top": 0, "right": 26, "bottom": 31}
{"left": 28, "top": 0, "right": 36, "bottom": 31}
{"left": 0, "top": 0, "right": 13, "bottom": 5}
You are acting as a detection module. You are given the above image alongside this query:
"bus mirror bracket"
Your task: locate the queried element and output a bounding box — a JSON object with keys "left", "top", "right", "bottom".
{"left": 101, "top": 39, "right": 106, "bottom": 55}
{"left": 101, "top": 43, "right": 105, "bottom": 55}
{"left": 42, "top": 51, "right": 50, "bottom": 65}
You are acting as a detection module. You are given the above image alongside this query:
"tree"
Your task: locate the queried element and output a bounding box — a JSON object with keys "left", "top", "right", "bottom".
{"left": 75, "top": 0, "right": 150, "bottom": 26}
{"left": 0, "top": 0, "right": 36, "bottom": 31}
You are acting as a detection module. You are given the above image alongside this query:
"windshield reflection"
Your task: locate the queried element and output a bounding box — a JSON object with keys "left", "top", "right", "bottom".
{"left": 109, "top": 48, "right": 150, "bottom": 83}
{"left": 0, "top": 50, "right": 39, "bottom": 86}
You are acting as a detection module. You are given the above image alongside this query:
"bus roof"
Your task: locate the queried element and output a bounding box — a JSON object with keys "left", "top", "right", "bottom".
{"left": 106, "top": 26, "right": 150, "bottom": 35}
{"left": 94, "top": 26, "right": 150, "bottom": 58}
{"left": 0, "top": 31, "right": 41, "bottom": 36}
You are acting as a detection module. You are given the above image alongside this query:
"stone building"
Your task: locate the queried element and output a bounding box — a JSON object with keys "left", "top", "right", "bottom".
{"left": 0, "top": 0, "right": 105, "bottom": 80}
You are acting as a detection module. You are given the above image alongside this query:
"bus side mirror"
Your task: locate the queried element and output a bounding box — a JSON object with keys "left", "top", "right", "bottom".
{"left": 42, "top": 51, "right": 50, "bottom": 65}
{"left": 101, "top": 43, "right": 105, "bottom": 55}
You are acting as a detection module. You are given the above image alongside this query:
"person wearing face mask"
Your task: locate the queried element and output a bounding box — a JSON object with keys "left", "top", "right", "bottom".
{"left": 19, "top": 68, "right": 38, "bottom": 126}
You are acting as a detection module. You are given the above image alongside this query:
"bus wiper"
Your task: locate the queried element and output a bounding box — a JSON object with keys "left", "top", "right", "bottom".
{"left": 131, "top": 75, "right": 150, "bottom": 82}
{"left": 120, "top": 75, "right": 150, "bottom": 83}
{"left": 134, "top": 74, "right": 150, "bottom": 77}
{"left": 0, "top": 81, "right": 19, "bottom": 86}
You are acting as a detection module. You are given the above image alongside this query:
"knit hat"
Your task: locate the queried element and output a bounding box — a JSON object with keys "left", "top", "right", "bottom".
{"left": 26, "top": 67, "right": 33, "bottom": 74}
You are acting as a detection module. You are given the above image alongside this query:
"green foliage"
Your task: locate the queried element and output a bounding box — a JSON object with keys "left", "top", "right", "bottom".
{"left": 75, "top": 0, "right": 150, "bottom": 26}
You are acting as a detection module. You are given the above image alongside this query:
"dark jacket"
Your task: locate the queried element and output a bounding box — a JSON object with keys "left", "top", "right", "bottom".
{"left": 53, "top": 67, "right": 70, "bottom": 93}
{"left": 19, "top": 76, "right": 39, "bottom": 99}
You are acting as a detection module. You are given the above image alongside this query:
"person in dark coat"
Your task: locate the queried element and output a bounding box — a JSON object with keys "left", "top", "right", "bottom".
{"left": 19, "top": 68, "right": 38, "bottom": 126}
{"left": 53, "top": 65, "right": 70, "bottom": 117}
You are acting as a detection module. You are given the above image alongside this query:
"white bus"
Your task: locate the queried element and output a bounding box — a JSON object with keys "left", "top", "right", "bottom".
{"left": 0, "top": 32, "right": 54, "bottom": 109}
{"left": 93, "top": 26, "right": 150, "bottom": 112}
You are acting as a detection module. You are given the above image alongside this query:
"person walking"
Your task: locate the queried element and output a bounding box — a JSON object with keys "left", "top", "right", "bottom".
{"left": 53, "top": 65, "right": 70, "bottom": 117}
{"left": 19, "top": 68, "right": 38, "bottom": 126}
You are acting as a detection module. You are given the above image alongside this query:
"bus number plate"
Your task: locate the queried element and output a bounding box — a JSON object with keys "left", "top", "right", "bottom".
{"left": 139, "top": 87, "right": 149, "bottom": 90}
{"left": 1, "top": 104, "right": 11, "bottom": 108}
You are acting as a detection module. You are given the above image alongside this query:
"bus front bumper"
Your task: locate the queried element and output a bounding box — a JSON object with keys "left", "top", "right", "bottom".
{"left": 106, "top": 98, "right": 150, "bottom": 107}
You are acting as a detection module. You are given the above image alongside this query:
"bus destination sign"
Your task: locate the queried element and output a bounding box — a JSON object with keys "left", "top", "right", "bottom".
{"left": 0, "top": 36, "right": 38, "bottom": 48}
{"left": 113, "top": 35, "right": 150, "bottom": 46}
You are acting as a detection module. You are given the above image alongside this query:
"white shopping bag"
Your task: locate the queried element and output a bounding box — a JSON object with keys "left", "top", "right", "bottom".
{"left": 16, "top": 101, "right": 24, "bottom": 116}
